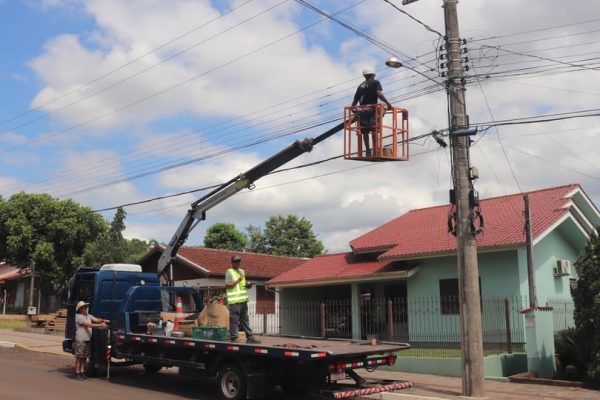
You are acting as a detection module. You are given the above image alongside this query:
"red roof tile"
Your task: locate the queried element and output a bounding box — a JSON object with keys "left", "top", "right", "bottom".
{"left": 268, "top": 252, "right": 413, "bottom": 286}
{"left": 351, "top": 184, "right": 578, "bottom": 259}
{"left": 269, "top": 184, "right": 585, "bottom": 286}
{"left": 164, "top": 247, "right": 306, "bottom": 279}
{"left": 0, "top": 263, "right": 29, "bottom": 283}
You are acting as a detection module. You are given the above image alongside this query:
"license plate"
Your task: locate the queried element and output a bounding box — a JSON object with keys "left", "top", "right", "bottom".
{"left": 330, "top": 371, "right": 346, "bottom": 381}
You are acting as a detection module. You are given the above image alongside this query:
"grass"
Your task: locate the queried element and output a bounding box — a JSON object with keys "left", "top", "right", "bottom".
{"left": 0, "top": 320, "right": 28, "bottom": 330}
{"left": 397, "top": 348, "right": 525, "bottom": 358}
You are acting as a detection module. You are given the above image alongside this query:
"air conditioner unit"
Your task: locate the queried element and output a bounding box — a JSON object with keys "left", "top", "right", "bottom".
{"left": 554, "top": 260, "right": 571, "bottom": 277}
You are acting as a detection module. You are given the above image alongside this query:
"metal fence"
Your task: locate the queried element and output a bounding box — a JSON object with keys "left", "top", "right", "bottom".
{"left": 246, "top": 296, "right": 528, "bottom": 357}
{"left": 547, "top": 298, "right": 575, "bottom": 332}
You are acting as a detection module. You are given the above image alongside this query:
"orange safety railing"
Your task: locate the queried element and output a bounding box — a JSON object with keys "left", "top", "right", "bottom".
{"left": 343, "top": 104, "right": 409, "bottom": 162}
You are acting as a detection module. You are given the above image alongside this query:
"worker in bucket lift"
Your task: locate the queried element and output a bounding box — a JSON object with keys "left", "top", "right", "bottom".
{"left": 351, "top": 67, "right": 393, "bottom": 157}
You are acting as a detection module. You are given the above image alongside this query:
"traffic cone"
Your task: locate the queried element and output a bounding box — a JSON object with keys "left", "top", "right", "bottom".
{"left": 173, "top": 296, "right": 184, "bottom": 332}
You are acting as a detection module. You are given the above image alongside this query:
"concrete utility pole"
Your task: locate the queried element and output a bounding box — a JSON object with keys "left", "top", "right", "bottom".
{"left": 442, "top": 0, "right": 485, "bottom": 396}
{"left": 27, "top": 261, "right": 36, "bottom": 327}
{"left": 524, "top": 194, "right": 537, "bottom": 309}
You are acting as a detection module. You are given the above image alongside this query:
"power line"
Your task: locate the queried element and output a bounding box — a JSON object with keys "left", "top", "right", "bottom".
{"left": 468, "top": 61, "right": 522, "bottom": 192}
{"left": 0, "top": 0, "right": 258, "bottom": 129}
{"left": 382, "top": 0, "right": 444, "bottom": 37}
{"left": 0, "top": 0, "right": 365, "bottom": 155}
{"left": 294, "top": 0, "right": 443, "bottom": 87}
{"left": 0, "top": 0, "right": 290, "bottom": 138}
{"left": 482, "top": 45, "right": 600, "bottom": 72}
{"left": 469, "top": 18, "right": 600, "bottom": 43}
{"left": 93, "top": 130, "right": 441, "bottom": 213}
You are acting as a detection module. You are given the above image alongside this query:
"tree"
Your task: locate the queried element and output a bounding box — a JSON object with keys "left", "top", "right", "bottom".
{"left": 0, "top": 192, "right": 107, "bottom": 291}
{"left": 572, "top": 227, "right": 600, "bottom": 382}
{"left": 204, "top": 223, "right": 247, "bottom": 251}
{"left": 246, "top": 214, "right": 324, "bottom": 258}
{"left": 76, "top": 207, "right": 152, "bottom": 267}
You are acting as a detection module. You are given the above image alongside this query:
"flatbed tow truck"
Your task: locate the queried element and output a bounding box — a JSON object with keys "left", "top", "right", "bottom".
{"left": 64, "top": 107, "right": 414, "bottom": 399}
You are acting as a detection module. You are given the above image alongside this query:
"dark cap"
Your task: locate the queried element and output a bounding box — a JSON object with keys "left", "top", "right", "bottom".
{"left": 231, "top": 255, "right": 242, "bottom": 262}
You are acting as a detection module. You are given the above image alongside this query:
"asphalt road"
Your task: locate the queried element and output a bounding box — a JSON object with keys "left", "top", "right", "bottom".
{"left": 0, "top": 347, "right": 307, "bottom": 400}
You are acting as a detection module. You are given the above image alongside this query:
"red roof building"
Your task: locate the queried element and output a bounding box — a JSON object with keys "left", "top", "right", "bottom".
{"left": 269, "top": 184, "right": 598, "bottom": 290}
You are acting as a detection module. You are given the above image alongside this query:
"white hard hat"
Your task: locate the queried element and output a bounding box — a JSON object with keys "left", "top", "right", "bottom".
{"left": 362, "top": 66, "right": 375, "bottom": 76}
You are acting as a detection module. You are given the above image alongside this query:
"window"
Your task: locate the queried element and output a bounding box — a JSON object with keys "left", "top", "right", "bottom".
{"left": 256, "top": 285, "right": 275, "bottom": 314}
{"left": 439, "top": 278, "right": 482, "bottom": 315}
{"left": 439, "top": 279, "right": 459, "bottom": 315}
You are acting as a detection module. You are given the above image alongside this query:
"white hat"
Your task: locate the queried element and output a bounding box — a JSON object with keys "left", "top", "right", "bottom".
{"left": 76, "top": 301, "right": 90, "bottom": 311}
{"left": 362, "top": 66, "right": 375, "bottom": 76}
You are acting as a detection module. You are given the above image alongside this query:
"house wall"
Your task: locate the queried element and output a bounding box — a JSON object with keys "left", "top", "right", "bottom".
{"left": 405, "top": 250, "right": 521, "bottom": 343}
{"left": 532, "top": 223, "right": 582, "bottom": 305}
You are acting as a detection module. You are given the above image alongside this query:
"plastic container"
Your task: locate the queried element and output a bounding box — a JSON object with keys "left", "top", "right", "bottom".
{"left": 192, "top": 326, "right": 228, "bottom": 341}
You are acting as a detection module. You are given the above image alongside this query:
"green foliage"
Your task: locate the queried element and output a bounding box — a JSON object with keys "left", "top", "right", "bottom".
{"left": 572, "top": 227, "right": 600, "bottom": 383}
{"left": 204, "top": 223, "right": 247, "bottom": 251}
{"left": 246, "top": 214, "right": 324, "bottom": 258}
{"left": 75, "top": 207, "right": 152, "bottom": 267}
{"left": 0, "top": 192, "right": 107, "bottom": 290}
{"left": 554, "top": 328, "right": 589, "bottom": 379}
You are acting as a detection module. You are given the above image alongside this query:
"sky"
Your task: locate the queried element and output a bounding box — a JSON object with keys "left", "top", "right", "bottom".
{"left": 1, "top": 0, "right": 599, "bottom": 254}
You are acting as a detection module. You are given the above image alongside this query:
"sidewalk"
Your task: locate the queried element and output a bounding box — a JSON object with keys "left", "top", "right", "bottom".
{"left": 0, "top": 328, "right": 64, "bottom": 356}
{"left": 0, "top": 329, "right": 598, "bottom": 399}
{"left": 364, "top": 369, "right": 598, "bottom": 400}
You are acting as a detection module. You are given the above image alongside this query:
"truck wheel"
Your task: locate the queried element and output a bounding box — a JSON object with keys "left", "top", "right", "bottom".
{"left": 217, "top": 363, "right": 247, "bottom": 400}
{"left": 143, "top": 363, "right": 162, "bottom": 374}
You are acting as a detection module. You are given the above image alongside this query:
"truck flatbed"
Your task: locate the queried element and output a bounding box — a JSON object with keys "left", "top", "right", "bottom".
{"left": 115, "top": 331, "right": 409, "bottom": 361}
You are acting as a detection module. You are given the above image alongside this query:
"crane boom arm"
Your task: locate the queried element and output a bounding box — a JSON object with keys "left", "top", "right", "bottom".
{"left": 157, "top": 121, "right": 345, "bottom": 278}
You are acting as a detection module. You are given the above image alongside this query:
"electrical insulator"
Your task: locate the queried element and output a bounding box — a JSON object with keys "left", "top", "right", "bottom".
{"left": 440, "top": 63, "right": 446, "bottom": 69}
{"left": 464, "top": 65, "right": 470, "bottom": 71}
{"left": 461, "top": 38, "right": 467, "bottom": 44}
{"left": 439, "top": 54, "right": 446, "bottom": 60}
{"left": 461, "top": 47, "right": 468, "bottom": 54}
{"left": 441, "top": 72, "right": 447, "bottom": 77}
{"left": 462, "top": 57, "right": 469, "bottom": 63}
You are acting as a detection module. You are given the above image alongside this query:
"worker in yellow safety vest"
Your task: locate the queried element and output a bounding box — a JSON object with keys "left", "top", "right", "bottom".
{"left": 225, "top": 255, "right": 261, "bottom": 344}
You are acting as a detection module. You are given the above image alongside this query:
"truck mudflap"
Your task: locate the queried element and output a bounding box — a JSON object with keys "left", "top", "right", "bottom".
{"left": 313, "top": 379, "right": 414, "bottom": 399}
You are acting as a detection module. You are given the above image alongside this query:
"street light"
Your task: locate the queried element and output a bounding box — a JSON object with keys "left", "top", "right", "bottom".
{"left": 385, "top": 57, "right": 403, "bottom": 68}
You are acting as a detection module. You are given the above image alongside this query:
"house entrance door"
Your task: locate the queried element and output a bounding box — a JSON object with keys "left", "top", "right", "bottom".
{"left": 385, "top": 282, "right": 408, "bottom": 341}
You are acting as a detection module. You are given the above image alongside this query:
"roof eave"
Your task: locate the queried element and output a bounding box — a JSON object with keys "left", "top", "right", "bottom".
{"left": 378, "top": 244, "right": 523, "bottom": 262}
{"left": 268, "top": 268, "right": 418, "bottom": 288}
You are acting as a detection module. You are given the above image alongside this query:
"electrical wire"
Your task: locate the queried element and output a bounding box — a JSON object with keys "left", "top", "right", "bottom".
{"left": 0, "top": 0, "right": 258, "bottom": 129}
{"left": 0, "top": 0, "right": 290, "bottom": 138}
{"left": 382, "top": 0, "right": 444, "bottom": 37}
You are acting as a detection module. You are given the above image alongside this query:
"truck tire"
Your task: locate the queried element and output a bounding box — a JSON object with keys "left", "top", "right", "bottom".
{"left": 217, "top": 363, "right": 247, "bottom": 400}
{"left": 143, "top": 363, "right": 162, "bottom": 374}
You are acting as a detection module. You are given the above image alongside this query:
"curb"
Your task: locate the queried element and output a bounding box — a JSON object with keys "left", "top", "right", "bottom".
{"left": 14, "top": 343, "right": 69, "bottom": 358}
{"left": 0, "top": 340, "right": 16, "bottom": 348}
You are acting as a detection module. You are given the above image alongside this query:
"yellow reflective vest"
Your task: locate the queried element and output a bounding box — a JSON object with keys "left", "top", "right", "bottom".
{"left": 226, "top": 268, "right": 249, "bottom": 304}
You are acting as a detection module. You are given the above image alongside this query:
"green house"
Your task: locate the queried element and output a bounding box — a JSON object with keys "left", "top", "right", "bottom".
{"left": 268, "top": 184, "right": 599, "bottom": 377}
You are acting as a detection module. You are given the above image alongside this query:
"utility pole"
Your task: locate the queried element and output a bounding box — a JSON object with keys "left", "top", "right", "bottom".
{"left": 524, "top": 194, "right": 537, "bottom": 309}
{"left": 443, "top": 0, "right": 485, "bottom": 397}
{"left": 27, "top": 261, "right": 36, "bottom": 327}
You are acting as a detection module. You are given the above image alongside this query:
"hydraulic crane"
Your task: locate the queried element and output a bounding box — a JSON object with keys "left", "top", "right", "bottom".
{"left": 157, "top": 105, "right": 409, "bottom": 280}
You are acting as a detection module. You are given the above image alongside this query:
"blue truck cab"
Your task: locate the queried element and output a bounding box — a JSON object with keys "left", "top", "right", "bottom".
{"left": 63, "top": 264, "right": 160, "bottom": 353}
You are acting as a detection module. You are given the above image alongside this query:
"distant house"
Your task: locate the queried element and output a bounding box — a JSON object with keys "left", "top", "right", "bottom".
{"left": 0, "top": 262, "right": 33, "bottom": 312}
{"left": 268, "top": 184, "right": 599, "bottom": 377}
{"left": 139, "top": 245, "right": 306, "bottom": 313}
